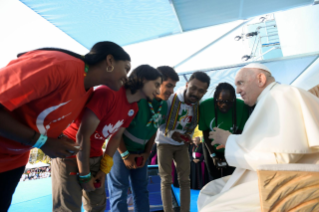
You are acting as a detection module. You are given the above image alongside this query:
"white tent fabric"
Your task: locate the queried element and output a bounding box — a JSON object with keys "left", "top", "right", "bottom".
{"left": 26, "top": 162, "right": 50, "bottom": 169}
{"left": 0, "top": 0, "right": 88, "bottom": 69}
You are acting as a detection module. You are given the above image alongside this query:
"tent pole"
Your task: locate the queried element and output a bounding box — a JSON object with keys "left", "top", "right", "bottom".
{"left": 173, "top": 19, "right": 251, "bottom": 69}
{"left": 177, "top": 51, "right": 319, "bottom": 76}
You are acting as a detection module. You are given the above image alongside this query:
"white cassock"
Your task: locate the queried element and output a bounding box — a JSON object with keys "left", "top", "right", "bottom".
{"left": 198, "top": 82, "right": 319, "bottom": 212}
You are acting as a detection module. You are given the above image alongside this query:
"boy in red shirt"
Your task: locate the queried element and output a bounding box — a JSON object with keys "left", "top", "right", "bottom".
{"left": 0, "top": 41, "right": 130, "bottom": 211}
{"left": 52, "top": 65, "right": 163, "bottom": 212}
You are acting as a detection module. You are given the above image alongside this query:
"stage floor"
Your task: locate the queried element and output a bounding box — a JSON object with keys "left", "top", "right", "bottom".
{"left": 9, "top": 176, "right": 199, "bottom": 212}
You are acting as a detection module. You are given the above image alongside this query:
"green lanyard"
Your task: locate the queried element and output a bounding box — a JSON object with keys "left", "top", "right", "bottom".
{"left": 84, "top": 64, "right": 89, "bottom": 76}
{"left": 146, "top": 100, "right": 163, "bottom": 128}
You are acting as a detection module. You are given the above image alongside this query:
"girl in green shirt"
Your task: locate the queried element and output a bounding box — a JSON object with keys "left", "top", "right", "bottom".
{"left": 107, "top": 66, "right": 179, "bottom": 212}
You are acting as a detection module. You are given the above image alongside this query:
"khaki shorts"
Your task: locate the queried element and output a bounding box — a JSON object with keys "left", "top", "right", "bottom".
{"left": 51, "top": 157, "right": 106, "bottom": 212}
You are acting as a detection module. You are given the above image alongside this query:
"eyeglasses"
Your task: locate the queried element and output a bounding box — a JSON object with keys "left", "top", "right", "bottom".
{"left": 216, "top": 99, "right": 234, "bottom": 104}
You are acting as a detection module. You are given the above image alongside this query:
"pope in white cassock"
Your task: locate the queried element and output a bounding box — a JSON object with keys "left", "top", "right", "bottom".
{"left": 198, "top": 63, "right": 319, "bottom": 212}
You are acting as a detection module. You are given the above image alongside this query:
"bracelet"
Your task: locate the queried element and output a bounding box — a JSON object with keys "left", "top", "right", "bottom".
{"left": 120, "top": 150, "right": 129, "bottom": 158}
{"left": 33, "top": 134, "right": 48, "bottom": 148}
{"left": 210, "top": 153, "right": 216, "bottom": 158}
{"left": 79, "top": 172, "right": 91, "bottom": 179}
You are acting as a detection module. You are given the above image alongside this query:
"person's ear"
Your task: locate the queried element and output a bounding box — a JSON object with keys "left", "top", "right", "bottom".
{"left": 142, "top": 78, "right": 147, "bottom": 84}
{"left": 105, "top": 54, "right": 114, "bottom": 66}
{"left": 258, "top": 73, "right": 267, "bottom": 87}
{"left": 186, "top": 81, "right": 189, "bottom": 89}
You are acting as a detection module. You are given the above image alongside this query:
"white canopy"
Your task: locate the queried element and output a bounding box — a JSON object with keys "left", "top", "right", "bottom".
{"left": 26, "top": 162, "right": 50, "bottom": 169}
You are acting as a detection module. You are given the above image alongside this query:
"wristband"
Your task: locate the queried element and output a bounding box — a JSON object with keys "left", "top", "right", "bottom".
{"left": 122, "top": 153, "right": 130, "bottom": 160}
{"left": 33, "top": 134, "right": 48, "bottom": 148}
{"left": 120, "top": 150, "right": 129, "bottom": 158}
{"left": 210, "top": 153, "right": 216, "bottom": 158}
{"left": 79, "top": 175, "right": 92, "bottom": 184}
{"left": 79, "top": 172, "right": 91, "bottom": 179}
{"left": 100, "top": 154, "right": 114, "bottom": 174}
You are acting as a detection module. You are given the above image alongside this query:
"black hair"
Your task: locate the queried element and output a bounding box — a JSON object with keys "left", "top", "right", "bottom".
{"left": 189, "top": 71, "right": 210, "bottom": 88}
{"left": 213, "top": 82, "right": 238, "bottom": 134}
{"left": 125, "top": 65, "right": 163, "bottom": 94}
{"left": 157, "top": 66, "right": 179, "bottom": 82}
{"left": 17, "top": 41, "right": 130, "bottom": 65}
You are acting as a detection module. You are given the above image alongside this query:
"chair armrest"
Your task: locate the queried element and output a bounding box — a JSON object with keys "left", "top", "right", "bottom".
{"left": 257, "top": 164, "right": 319, "bottom": 212}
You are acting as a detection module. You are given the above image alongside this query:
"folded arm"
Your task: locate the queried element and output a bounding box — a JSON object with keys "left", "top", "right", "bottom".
{"left": 225, "top": 135, "right": 303, "bottom": 171}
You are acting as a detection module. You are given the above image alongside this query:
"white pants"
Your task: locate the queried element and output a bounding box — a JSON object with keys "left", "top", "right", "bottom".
{"left": 198, "top": 176, "right": 261, "bottom": 212}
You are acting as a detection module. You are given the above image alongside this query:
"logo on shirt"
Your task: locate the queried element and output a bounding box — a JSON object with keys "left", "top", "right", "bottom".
{"left": 128, "top": 109, "right": 134, "bottom": 117}
{"left": 36, "top": 100, "right": 72, "bottom": 135}
{"left": 94, "top": 132, "right": 105, "bottom": 140}
{"left": 209, "top": 118, "right": 215, "bottom": 131}
{"left": 176, "top": 109, "right": 192, "bottom": 130}
{"left": 102, "top": 120, "right": 124, "bottom": 138}
{"left": 210, "top": 117, "right": 238, "bottom": 133}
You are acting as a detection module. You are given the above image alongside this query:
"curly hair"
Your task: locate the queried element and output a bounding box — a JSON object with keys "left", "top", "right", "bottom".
{"left": 124, "top": 65, "right": 163, "bottom": 94}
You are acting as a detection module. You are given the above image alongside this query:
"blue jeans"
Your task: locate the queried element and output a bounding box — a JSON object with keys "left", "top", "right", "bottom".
{"left": 107, "top": 151, "right": 150, "bottom": 212}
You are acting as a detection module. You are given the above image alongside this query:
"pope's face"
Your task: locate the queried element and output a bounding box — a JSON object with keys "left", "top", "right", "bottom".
{"left": 235, "top": 68, "right": 261, "bottom": 106}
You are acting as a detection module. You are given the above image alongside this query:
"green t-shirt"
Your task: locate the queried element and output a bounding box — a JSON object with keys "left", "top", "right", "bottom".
{"left": 199, "top": 98, "right": 250, "bottom": 145}
{"left": 123, "top": 98, "right": 168, "bottom": 152}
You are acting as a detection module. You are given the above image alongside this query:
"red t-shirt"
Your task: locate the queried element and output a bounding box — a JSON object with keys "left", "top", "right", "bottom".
{"left": 0, "top": 50, "right": 93, "bottom": 173}
{"left": 63, "top": 86, "right": 138, "bottom": 157}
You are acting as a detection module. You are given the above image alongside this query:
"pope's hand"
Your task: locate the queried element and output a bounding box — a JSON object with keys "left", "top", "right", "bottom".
{"left": 209, "top": 127, "right": 231, "bottom": 148}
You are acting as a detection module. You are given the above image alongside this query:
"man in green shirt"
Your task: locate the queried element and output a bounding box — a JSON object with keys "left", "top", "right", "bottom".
{"left": 107, "top": 66, "right": 179, "bottom": 212}
{"left": 199, "top": 82, "right": 250, "bottom": 180}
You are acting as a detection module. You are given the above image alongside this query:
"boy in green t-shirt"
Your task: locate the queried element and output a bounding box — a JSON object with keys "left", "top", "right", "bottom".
{"left": 107, "top": 66, "right": 179, "bottom": 212}
{"left": 199, "top": 82, "right": 251, "bottom": 180}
